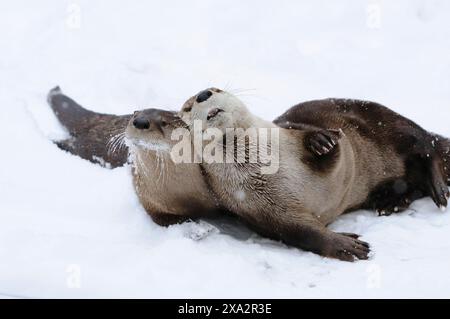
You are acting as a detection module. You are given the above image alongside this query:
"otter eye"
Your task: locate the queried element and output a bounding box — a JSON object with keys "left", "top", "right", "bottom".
{"left": 161, "top": 120, "right": 167, "bottom": 127}
{"left": 207, "top": 108, "right": 224, "bottom": 120}
{"left": 182, "top": 106, "right": 192, "bottom": 112}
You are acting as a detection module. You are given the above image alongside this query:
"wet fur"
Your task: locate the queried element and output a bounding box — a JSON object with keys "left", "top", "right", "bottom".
{"left": 48, "top": 87, "right": 450, "bottom": 261}
{"left": 48, "top": 87, "right": 130, "bottom": 168}
{"left": 48, "top": 87, "right": 221, "bottom": 226}
{"left": 183, "top": 90, "right": 450, "bottom": 261}
{"left": 274, "top": 99, "right": 450, "bottom": 212}
{"left": 129, "top": 146, "right": 221, "bottom": 225}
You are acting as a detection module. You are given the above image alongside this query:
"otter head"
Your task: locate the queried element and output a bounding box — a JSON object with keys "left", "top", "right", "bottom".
{"left": 125, "top": 108, "right": 186, "bottom": 152}
{"left": 180, "top": 88, "right": 253, "bottom": 132}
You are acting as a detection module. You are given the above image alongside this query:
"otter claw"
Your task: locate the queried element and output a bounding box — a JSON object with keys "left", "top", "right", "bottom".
{"left": 307, "top": 129, "right": 342, "bottom": 157}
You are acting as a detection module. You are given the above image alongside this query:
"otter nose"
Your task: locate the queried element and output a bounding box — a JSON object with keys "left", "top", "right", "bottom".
{"left": 133, "top": 117, "right": 150, "bottom": 130}
{"left": 196, "top": 90, "right": 212, "bottom": 103}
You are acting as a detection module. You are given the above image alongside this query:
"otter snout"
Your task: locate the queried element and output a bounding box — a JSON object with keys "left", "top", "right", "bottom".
{"left": 196, "top": 90, "right": 213, "bottom": 103}
{"left": 132, "top": 109, "right": 177, "bottom": 133}
{"left": 133, "top": 117, "right": 150, "bottom": 130}
{"left": 126, "top": 108, "right": 184, "bottom": 152}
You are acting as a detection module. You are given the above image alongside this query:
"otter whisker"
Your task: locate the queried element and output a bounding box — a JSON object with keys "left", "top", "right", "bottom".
{"left": 106, "top": 134, "right": 117, "bottom": 154}
{"left": 137, "top": 151, "right": 150, "bottom": 179}
{"left": 228, "top": 88, "right": 257, "bottom": 95}
{"left": 113, "top": 134, "right": 126, "bottom": 153}
{"left": 223, "top": 82, "right": 233, "bottom": 92}
{"left": 110, "top": 137, "right": 120, "bottom": 154}
{"left": 161, "top": 151, "right": 169, "bottom": 185}
{"left": 156, "top": 152, "right": 162, "bottom": 184}
{"left": 156, "top": 150, "right": 165, "bottom": 184}
{"left": 107, "top": 132, "right": 126, "bottom": 155}
{"left": 155, "top": 149, "right": 161, "bottom": 172}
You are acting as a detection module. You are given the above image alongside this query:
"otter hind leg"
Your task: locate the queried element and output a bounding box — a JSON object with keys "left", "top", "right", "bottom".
{"left": 397, "top": 129, "right": 450, "bottom": 210}
{"left": 375, "top": 194, "right": 416, "bottom": 216}
{"left": 367, "top": 178, "right": 426, "bottom": 216}
{"left": 427, "top": 155, "right": 450, "bottom": 209}
{"left": 435, "top": 135, "right": 450, "bottom": 186}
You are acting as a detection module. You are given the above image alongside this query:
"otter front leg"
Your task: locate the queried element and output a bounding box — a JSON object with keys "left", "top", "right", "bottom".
{"left": 290, "top": 228, "right": 370, "bottom": 262}
{"left": 250, "top": 215, "right": 370, "bottom": 262}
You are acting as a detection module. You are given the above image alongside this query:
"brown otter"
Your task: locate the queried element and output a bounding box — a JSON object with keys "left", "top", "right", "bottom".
{"left": 180, "top": 88, "right": 450, "bottom": 261}
{"left": 47, "top": 87, "right": 222, "bottom": 226}
{"left": 125, "top": 108, "right": 222, "bottom": 225}
{"left": 48, "top": 87, "right": 450, "bottom": 261}
{"left": 47, "top": 87, "right": 343, "bottom": 228}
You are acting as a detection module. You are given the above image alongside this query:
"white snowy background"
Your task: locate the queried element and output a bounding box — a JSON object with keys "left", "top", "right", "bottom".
{"left": 0, "top": 0, "right": 449, "bottom": 298}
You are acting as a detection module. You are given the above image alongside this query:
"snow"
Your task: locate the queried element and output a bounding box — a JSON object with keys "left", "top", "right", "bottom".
{"left": 1, "top": 0, "right": 450, "bottom": 298}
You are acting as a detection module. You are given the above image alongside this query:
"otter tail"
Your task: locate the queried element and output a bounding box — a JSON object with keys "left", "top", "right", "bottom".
{"left": 47, "top": 86, "right": 131, "bottom": 168}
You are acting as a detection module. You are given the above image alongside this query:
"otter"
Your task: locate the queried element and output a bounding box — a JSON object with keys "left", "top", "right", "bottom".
{"left": 125, "top": 108, "right": 222, "bottom": 225}
{"left": 180, "top": 88, "right": 450, "bottom": 261}
{"left": 48, "top": 87, "right": 450, "bottom": 261}
{"left": 47, "top": 87, "right": 350, "bottom": 232}
{"left": 47, "top": 87, "right": 222, "bottom": 226}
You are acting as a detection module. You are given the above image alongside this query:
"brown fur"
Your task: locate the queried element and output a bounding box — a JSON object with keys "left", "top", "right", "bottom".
{"left": 183, "top": 90, "right": 450, "bottom": 261}
{"left": 48, "top": 87, "right": 222, "bottom": 226}
{"left": 48, "top": 87, "right": 130, "bottom": 168}
{"left": 48, "top": 87, "right": 450, "bottom": 261}
{"left": 275, "top": 98, "right": 450, "bottom": 212}
{"left": 126, "top": 109, "right": 222, "bottom": 224}
{"left": 435, "top": 136, "right": 450, "bottom": 185}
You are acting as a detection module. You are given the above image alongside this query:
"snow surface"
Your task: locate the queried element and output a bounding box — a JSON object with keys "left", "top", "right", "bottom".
{"left": 1, "top": 0, "right": 450, "bottom": 298}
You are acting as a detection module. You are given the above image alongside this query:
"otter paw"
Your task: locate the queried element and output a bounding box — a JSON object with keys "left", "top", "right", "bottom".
{"left": 307, "top": 129, "right": 342, "bottom": 156}
{"left": 326, "top": 233, "right": 370, "bottom": 262}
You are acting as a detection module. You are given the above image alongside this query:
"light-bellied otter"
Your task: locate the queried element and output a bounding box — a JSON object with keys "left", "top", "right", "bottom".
{"left": 180, "top": 88, "right": 450, "bottom": 261}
